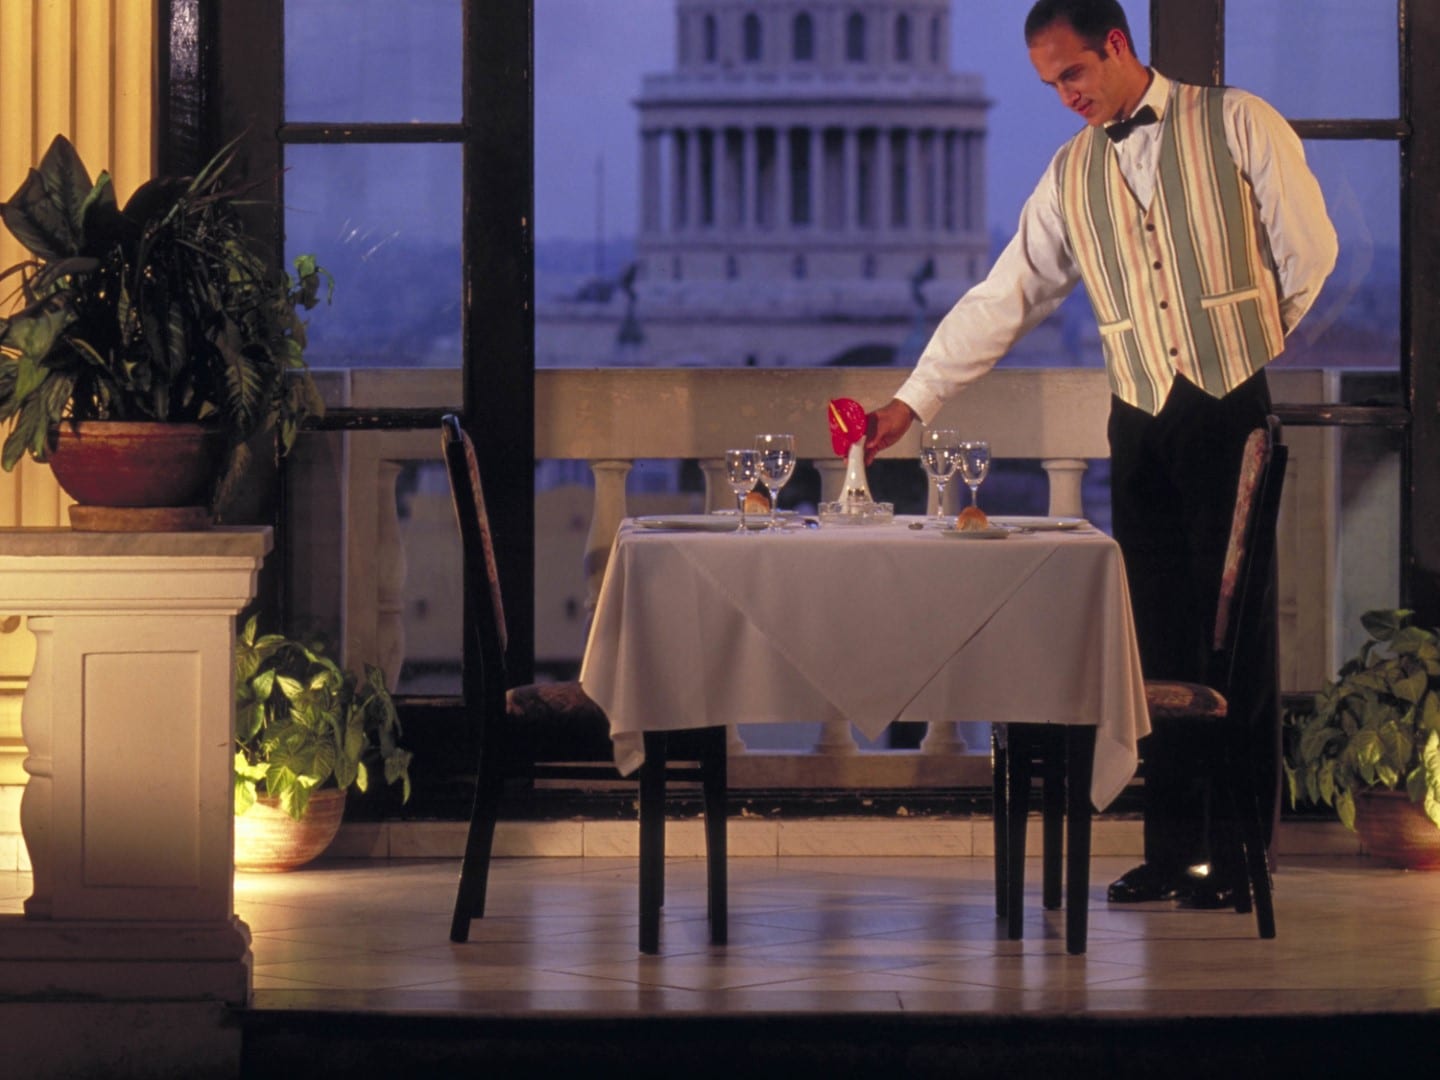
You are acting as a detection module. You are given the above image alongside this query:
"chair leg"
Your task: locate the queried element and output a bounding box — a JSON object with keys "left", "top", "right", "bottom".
{"left": 1005, "top": 728, "right": 1033, "bottom": 942}
{"left": 1042, "top": 755, "right": 1065, "bottom": 911}
{"left": 639, "top": 732, "right": 667, "bottom": 954}
{"left": 1064, "top": 726, "right": 1096, "bottom": 956}
{"left": 1230, "top": 728, "right": 1277, "bottom": 939}
{"left": 992, "top": 726, "right": 1010, "bottom": 919}
{"left": 450, "top": 752, "right": 504, "bottom": 943}
{"left": 700, "top": 726, "right": 728, "bottom": 945}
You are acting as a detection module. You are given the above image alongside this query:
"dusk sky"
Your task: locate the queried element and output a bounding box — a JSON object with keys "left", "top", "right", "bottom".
{"left": 534, "top": 1, "right": 1393, "bottom": 259}
{"left": 534, "top": 0, "right": 1114, "bottom": 243}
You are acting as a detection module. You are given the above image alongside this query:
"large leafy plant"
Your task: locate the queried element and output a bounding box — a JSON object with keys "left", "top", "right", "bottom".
{"left": 0, "top": 133, "right": 326, "bottom": 486}
{"left": 1285, "top": 609, "right": 1440, "bottom": 831}
{"left": 234, "top": 616, "right": 412, "bottom": 822}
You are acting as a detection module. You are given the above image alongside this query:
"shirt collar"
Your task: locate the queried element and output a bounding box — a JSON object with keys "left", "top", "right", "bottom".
{"left": 1138, "top": 70, "right": 1171, "bottom": 120}
{"left": 1103, "top": 69, "right": 1171, "bottom": 134}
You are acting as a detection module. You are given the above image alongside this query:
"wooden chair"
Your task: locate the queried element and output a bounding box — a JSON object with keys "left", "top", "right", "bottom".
{"left": 440, "top": 414, "right": 728, "bottom": 953}
{"left": 993, "top": 417, "right": 1287, "bottom": 952}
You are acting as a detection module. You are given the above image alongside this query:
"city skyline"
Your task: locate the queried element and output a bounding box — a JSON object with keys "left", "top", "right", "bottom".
{"left": 535, "top": 0, "right": 1137, "bottom": 244}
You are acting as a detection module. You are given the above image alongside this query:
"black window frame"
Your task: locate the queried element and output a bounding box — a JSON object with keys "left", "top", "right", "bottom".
{"left": 161, "top": 1, "right": 1440, "bottom": 815}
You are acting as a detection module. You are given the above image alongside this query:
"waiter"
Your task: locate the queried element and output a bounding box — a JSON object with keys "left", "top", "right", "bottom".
{"left": 866, "top": 0, "right": 1337, "bottom": 907}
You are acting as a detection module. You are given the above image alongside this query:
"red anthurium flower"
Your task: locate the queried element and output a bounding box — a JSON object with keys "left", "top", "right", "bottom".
{"left": 828, "top": 397, "right": 867, "bottom": 457}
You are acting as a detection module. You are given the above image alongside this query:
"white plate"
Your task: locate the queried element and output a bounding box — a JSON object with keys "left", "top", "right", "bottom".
{"left": 711, "top": 508, "right": 798, "bottom": 519}
{"left": 635, "top": 514, "right": 760, "bottom": 532}
{"left": 990, "top": 516, "right": 1088, "bottom": 531}
{"left": 940, "top": 527, "right": 1011, "bottom": 540}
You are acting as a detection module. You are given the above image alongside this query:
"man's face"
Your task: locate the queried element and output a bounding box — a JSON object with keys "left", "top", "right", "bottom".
{"left": 1028, "top": 22, "right": 1133, "bottom": 127}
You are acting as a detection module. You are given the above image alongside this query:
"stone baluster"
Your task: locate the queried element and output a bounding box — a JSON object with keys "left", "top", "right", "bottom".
{"left": 1042, "top": 458, "right": 1089, "bottom": 518}
{"left": 815, "top": 720, "right": 860, "bottom": 756}
{"left": 813, "top": 457, "right": 845, "bottom": 502}
{"left": 920, "top": 719, "right": 969, "bottom": 754}
{"left": 697, "top": 457, "right": 728, "bottom": 512}
{"left": 584, "top": 459, "right": 633, "bottom": 617}
{"left": 18, "top": 616, "right": 52, "bottom": 916}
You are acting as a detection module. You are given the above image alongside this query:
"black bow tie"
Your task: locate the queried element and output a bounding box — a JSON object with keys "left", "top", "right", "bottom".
{"left": 1106, "top": 105, "right": 1158, "bottom": 143}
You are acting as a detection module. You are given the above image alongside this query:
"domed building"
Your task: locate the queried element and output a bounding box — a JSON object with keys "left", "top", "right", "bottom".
{"left": 537, "top": 0, "right": 991, "bottom": 368}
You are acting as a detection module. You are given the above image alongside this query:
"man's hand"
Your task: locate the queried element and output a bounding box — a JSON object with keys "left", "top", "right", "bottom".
{"left": 865, "top": 399, "right": 917, "bottom": 465}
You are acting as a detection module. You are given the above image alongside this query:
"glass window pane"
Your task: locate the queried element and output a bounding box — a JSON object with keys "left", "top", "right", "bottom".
{"left": 397, "top": 461, "right": 463, "bottom": 695}
{"left": 285, "top": 0, "right": 462, "bottom": 123}
{"left": 1334, "top": 384, "right": 1402, "bottom": 664}
{"left": 1272, "top": 142, "right": 1399, "bottom": 372}
{"left": 1226, "top": 1, "right": 1397, "bottom": 119}
{"left": 535, "top": 1, "right": 1149, "bottom": 369}
{"left": 284, "top": 144, "right": 462, "bottom": 368}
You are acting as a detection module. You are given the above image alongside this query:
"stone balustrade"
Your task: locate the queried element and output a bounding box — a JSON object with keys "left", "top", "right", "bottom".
{"left": 292, "top": 365, "right": 1339, "bottom": 790}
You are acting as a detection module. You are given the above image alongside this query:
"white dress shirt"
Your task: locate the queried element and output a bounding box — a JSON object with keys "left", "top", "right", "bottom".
{"left": 894, "top": 71, "right": 1339, "bottom": 424}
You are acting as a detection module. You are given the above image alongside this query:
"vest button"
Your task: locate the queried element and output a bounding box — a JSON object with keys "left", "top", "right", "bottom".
{"left": 1169, "top": 347, "right": 1179, "bottom": 357}
{"left": 1145, "top": 223, "right": 1156, "bottom": 232}
{"left": 1159, "top": 301, "right": 1169, "bottom": 310}
{"left": 1152, "top": 260, "right": 1162, "bottom": 270}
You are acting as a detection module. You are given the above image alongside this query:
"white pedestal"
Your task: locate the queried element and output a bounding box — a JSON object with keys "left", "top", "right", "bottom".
{"left": 0, "top": 527, "right": 269, "bottom": 1043}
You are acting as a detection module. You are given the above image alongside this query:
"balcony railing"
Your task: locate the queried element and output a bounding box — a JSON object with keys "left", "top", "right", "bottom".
{"left": 287, "top": 365, "right": 1342, "bottom": 790}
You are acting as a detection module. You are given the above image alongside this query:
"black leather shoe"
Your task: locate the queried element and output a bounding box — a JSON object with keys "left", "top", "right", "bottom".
{"left": 1177, "top": 879, "right": 1238, "bottom": 910}
{"left": 1106, "top": 863, "right": 1184, "bottom": 903}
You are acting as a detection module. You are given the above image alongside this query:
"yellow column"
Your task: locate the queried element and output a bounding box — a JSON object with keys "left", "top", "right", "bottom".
{"left": 0, "top": 0, "right": 155, "bottom": 861}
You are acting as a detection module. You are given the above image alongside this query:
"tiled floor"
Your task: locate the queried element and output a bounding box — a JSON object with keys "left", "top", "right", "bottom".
{"left": 160, "top": 852, "right": 1440, "bottom": 1018}
{"left": 5, "top": 851, "right": 1438, "bottom": 1018}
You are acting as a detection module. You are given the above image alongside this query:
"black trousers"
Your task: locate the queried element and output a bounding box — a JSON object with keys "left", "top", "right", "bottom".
{"left": 1108, "top": 371, "right": 1280, "bottom": 874}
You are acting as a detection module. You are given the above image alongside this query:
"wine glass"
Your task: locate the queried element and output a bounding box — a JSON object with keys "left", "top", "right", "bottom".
{"left": 724, "top": 448, "right": 760, "bottom": 533}
{"left": 958, "top": 440, "right": 991, "bottom": 509}
{"left": 754, "top": 433, "right": 796, "bottom": 531}
{"left": 920, "top": 428, "right": 961, "bottom": 525}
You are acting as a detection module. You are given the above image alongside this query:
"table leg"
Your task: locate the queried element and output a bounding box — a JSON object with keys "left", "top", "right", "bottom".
{"left": 991, "top": 726, "right": 1009, "bottom": 919}
{"left": 701, "top": 727, "right": 728, "bottom": 945}
{"left": 639, "top": 732, "right": 667, "bottom": 954}
{"left": 1005, "top": 728, "right": 1032, "bottom": 942}
{"left": 1065, "top": 726, "right": 1096, "bottom": 956}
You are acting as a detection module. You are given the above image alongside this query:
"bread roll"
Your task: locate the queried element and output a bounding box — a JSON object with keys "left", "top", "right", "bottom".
{"left": 743, "top": 490, "right": 771, "bottom": 515}
{"left": 956, "top": 505, "right": 990, "bottom": 532}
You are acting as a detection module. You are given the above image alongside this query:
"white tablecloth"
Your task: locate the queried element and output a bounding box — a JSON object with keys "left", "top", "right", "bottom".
{"left": 579, "top": 517, "right": 1150, "bottom": 809}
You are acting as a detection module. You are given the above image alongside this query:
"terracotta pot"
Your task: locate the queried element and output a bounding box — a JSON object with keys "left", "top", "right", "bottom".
{"left": 234, "top": 788, "right": 346, "bottom": 872}
{"left": 1354, "top": 788, "right": 1440, "bottom": 870}
{"left": 46, "top": 421, "right": 227, "bottom": 530}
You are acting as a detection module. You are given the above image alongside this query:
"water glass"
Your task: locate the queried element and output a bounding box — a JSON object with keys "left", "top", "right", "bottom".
{"left": 724, "top": 448, "right": 760, "bottom": 533}
{"left": 958, "top": 440, "right": 991, "bottom": 509}
{"left": 755, "top": 433, "right": 796, "bottom": 531}
{"left": 920, "top": 428, "right": 961, "bottom": 524}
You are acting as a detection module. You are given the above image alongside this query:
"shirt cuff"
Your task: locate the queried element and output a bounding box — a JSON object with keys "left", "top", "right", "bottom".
{"left": 893, "top": 384, "right": 943, "bottom": 427}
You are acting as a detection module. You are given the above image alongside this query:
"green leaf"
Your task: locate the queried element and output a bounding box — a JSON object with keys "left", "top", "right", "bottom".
{"left": 275, "top": 674, "right": 304, "bottom": 701}
{"left": 234, "top": 750, "right": 268, "bottom": 782}
{"left": 0, "top": 135, "right": 94, "bottom": 259}
{"left": 1361, "top": 609, "right": 1410, "bottom": 642}
{"left": 234, "top": 773, "right": 257, "bottom": 816}
{"left": 1421, "top": 692, "right": 1440, "bottom": 734}
{"left": 1337, "top": 789, "right": 1357, "bottom": 831}
{"left": 1394, "top": 666, "right": 1429, "bottom": 704}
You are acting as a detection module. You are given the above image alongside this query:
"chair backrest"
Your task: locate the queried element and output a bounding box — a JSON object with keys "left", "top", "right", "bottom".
{"left": 441, "top": 414, "right": 509, "bottom": 693}
{"left": 1213, "top": 415, "right": 1287, "bottom": 689}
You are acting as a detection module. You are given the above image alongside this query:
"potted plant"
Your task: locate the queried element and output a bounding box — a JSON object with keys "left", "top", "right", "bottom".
{"left": 1285, "top": 608, "right": 1440, "bottom": 867}
{"left": 0, "top": 133, "right": 327, "bottom": 527}
{"left": 233, "top": 616, "right": 412, "bottom": 871}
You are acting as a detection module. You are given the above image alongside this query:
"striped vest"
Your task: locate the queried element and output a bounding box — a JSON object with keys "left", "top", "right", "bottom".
{"left": 1057, "top": 82, "right": 1286, "bottom": 414}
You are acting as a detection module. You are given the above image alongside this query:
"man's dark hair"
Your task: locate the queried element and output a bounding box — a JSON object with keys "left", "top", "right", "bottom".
{"left": 1024, "top": 0, "right": 1135, "bottom": 56}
